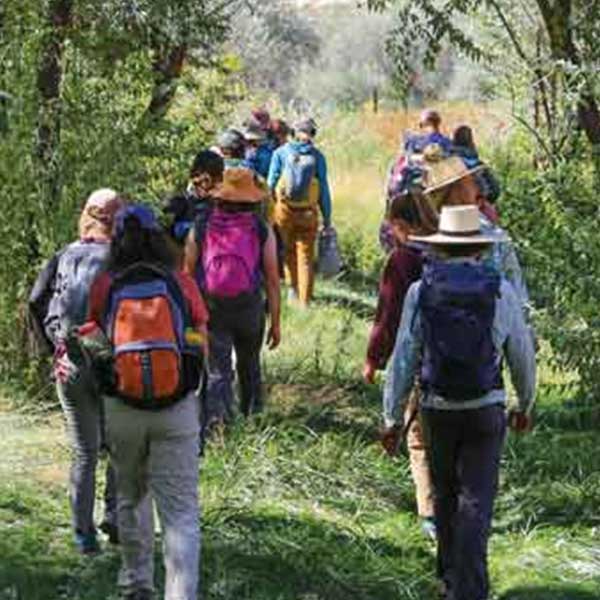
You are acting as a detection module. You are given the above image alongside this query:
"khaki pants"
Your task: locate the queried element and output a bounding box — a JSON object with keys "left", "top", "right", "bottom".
{"left": 274, "top": 202, "right": 318, "bottom": 305}
{"left": 405, "top": 394, "right": 435, "bottom": 518}
{"left": 105, "top": 393, "right": 200, "bottom": 600}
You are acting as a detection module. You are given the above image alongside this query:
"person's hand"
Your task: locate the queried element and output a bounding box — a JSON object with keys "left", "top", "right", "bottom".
{"left": 267, "top": 323, "right": 281, "bottom": 350}
{"left": 54, "top": 344, "right": 77, "bottom": 384}
{"left": 508, "top": 410, "right": 533, "bottom": 434}
{"left": 363, "top": 362, "right": 376, "bottom": 384}
{"left": 380, "top": 425, "right": 402, "bottom": 457}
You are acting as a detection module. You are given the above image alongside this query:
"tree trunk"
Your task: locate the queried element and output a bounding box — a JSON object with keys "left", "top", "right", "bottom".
{"left": 143, "top": 45, "right": 187, "bottom": 122}
{"left": 35, "top": 0, "right": 73, "bottom": 209}
{"left": 536, "top": 0, "right": 600, "bottom": 149}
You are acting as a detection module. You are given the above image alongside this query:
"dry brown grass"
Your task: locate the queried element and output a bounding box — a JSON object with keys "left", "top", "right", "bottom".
{"left": 366, "top": 101, "right": 512, "bottom": 152}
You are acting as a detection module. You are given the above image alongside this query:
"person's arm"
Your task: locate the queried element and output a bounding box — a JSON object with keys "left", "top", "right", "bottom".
{"left": 364, "top": 251, "right": 415, "bottom": 381}
{"left": 500, "top": 282, "right": 536, "bottom": 427}
{"left": 315, "top": 150, "right": 332, "bottom": 227}
{"left": 263, "top": 226, "right": 281, "bottom": 349}
{"left": 267, "top": 147, "right": 284, "bottom": 191}
{"left": 177, "top": 271, "right": 209, "bottom": 359}
{"left": 382, "top": 282, "right": 423, "bottom": 427}
{"left": 183, "top": 227, "right": 199, "bottom": 278}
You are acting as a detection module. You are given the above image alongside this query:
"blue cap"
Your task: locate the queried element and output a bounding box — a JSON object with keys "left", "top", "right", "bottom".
{"left": 115, "top": 204, "right": 159, "bottom": 236}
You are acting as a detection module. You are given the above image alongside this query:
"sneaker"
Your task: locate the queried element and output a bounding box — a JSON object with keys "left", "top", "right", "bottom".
{"left": 420, "top": 517, "right": 437, "bottom": 542}
{"left": 99, "top": 520, "right": 119, "bottom": 545}
{"left": 74, "top": 531, "right": 101, "bottom": 555}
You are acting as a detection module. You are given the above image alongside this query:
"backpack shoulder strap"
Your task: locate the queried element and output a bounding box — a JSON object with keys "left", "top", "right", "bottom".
{"left": 255, "top": 215, "right": 269, "bottom": 248}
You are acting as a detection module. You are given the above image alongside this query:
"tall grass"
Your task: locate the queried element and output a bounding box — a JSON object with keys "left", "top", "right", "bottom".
{"left": 1, "top": 106, "right": 599, "bottom": 600}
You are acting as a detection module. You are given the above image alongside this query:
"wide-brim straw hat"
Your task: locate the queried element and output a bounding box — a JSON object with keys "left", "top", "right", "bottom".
{"left": 410, "top": 205, "right": 507, "bottom": 245}
{"left": 415, "top": 143, "right": 485, "bottom": 194}
{"left": 212, "top": 167, "right": 267, "bottom": 204}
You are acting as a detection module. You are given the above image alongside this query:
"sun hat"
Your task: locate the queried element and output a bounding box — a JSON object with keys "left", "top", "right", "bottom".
{"left": 410, "top": 205, "right": 506, "bottom": 245}
{"left": 115, "top": 204, "right": 160, "bottom": 236}
{"left": 242, "top": 123, "right": 266, "bottom": 142}
{"left": 217, "top": 128, "right": 246, "bottom": 153}
{"left": 212, "top": 167, "right": 267, "bottom": 204}
{"left": 417, "top": 143, "right": 485, "bottom": 194}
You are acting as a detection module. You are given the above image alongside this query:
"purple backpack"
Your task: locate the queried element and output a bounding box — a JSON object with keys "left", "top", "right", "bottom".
{"left": 419, "top": 260, "right": 503, "bottom": 401}
{"left": 198, "top": 208, "right": 265, "bottom": 299}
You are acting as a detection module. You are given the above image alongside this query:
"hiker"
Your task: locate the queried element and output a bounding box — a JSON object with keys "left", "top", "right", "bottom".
{"left": 35, "top": 188, "right": 123, "bottom": 554}
{"left": 422, "top": 145, "right": 530, "bottom": 313}
{"left": 453, "top": 124, "right": 501, "bottom": 223}
{"left": 216, "top": 127, "right": 249, "bottom": 169}
{"left": 184, "top": 167, "right": 281, "bottom": 424}
{"left": 164, "top": 149, "right": 224, "bottom": 255}
{"left": 381, "top": 116, "right": 451, "bottom": 252}
{"left": 415, "top": 108, "right": 453, "bottom": 154}
{"left": 87, "top": 204, "right": 207, "bottom": 600}
{"left": 267, "top": 118, "right": 333, "bottom": 305}
{"left": 244, "top": 122, "right": 277, "bottom": 180}
{"left": 382, "top": 204, "right": 536, "bottom": 600}
{"left": 363, "top": 166, "right": 439, "bottom": 540}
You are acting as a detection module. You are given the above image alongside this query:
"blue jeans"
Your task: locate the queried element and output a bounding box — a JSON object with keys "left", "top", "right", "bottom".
{"left": 57, "top": 369, "right": 117, "bottom": 536}
{"left": 421, "top": 404, "right": 507, "bottom": 600}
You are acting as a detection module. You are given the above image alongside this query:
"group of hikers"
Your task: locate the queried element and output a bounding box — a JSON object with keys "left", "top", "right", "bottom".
{"left": 28, "top": 106, "right": 536, "bottom": 600}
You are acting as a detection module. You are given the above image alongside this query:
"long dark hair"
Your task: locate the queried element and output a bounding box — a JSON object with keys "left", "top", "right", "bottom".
{"left": 453, "top": 125, "right": 476, "bottom": 152}
{"left": 388, "top": 188, "right": 438, "bottom": 236}
{"left": 107, "top": 216, "right": 176, "bottom": 272}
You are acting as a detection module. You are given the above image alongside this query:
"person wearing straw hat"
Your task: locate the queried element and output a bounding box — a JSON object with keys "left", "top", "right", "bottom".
{"left": 382, "top": 204, "right": 536, "bottom": 600}
{"left": 420, "top": 143, "right": 530, "bottom": 315}
{"left": 184, "top": 167, "right": 281, "bottom": 425}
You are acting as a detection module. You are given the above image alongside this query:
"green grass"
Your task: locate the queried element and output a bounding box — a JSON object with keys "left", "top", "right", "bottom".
{"left": 1, "top": 109, "right": 600, "bottom": 599}
{"left": 1, "top": 283, "right": 599, "bottom": 599}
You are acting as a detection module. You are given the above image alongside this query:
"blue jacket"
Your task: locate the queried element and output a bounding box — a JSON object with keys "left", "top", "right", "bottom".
{"left": 246, "top": 141, "right": 276, "bottom": 179}
{"left": 268, "top": 141, "right": 332, "bottom": 226}
{"left": 382, "top": 259, "right": 536, "bottom": 426}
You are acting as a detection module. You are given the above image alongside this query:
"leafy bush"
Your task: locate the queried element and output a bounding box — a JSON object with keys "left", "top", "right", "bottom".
{"left": 0, "top": 30, "right": 239, "bottom": 396}
{"left": 494, "top": 137, "right": 600, "bottom": 401}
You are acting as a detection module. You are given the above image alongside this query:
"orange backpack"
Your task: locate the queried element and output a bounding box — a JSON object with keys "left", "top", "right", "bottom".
{"left": 104, "top": 263, "right": 201, "bottom": 408}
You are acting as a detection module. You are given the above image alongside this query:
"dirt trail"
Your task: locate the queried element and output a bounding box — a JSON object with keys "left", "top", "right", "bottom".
{"left": 0, "top": 403, "right": 69, "bottom": 484}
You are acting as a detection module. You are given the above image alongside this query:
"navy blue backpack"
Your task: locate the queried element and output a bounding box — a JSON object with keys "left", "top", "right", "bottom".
{"left": 419, "top": 260, "right": 503, "bottom": 401}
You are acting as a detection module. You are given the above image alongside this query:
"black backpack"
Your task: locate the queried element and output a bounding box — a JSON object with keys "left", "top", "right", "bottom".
{"left": 27, "top": 250, "right": 63, "bottom": 356}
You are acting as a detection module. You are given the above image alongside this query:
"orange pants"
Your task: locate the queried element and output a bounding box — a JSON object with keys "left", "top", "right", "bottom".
{"left": 405, "top": 394, "right": 435, "bottom": 518}
{"left": 274, "top": 203, "right": 318, "bottom": 305}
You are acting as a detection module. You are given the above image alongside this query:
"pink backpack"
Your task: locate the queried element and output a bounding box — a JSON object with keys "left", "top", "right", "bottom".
{"left": 198, "top": 209, "right": 265, "bottom": 299}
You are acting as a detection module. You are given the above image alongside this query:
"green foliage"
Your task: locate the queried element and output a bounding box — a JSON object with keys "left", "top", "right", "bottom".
{"left": 0, "top": 2, "right": 241, "bottom": 391}
{"left": 493, "top": 138, "right": 600, "bottom": 399}
{"left": 1, "top": 336, "right": 600, "bottom": 598}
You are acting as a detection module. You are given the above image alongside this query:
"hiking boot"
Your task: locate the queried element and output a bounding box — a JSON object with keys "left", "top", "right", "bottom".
{"left": 74, "top": 531, "right": 101, "bottom": 555}
{"left": 420, "top": 516, "right": 437, "bottom": 542}
{"left": 99, "top": 520, "right": 119, "bottom": 545}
